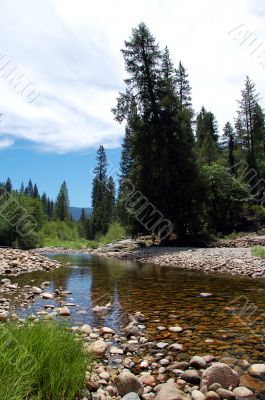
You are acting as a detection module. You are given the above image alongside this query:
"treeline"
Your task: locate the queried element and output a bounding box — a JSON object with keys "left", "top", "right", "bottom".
{"left": 111, "top": 23, "right": 265, "bottom": 242}
{"left": 0, "top": 178, "right": 75, "bottom": 248}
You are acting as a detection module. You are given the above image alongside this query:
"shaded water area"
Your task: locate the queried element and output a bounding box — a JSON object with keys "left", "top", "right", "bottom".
{"left": 11, "top": 254, "right": 265, "bottom": 363}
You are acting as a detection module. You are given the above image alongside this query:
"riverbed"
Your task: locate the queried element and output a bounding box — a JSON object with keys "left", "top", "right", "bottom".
{"left": 8, "top": 253, "right": 265, "bottom": 365}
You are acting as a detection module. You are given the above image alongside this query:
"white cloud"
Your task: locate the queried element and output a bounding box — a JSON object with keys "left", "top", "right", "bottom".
{"left": 0, "top": 137, "right": 14, "bottom": 148}
{"left": 0, "top": 0, "right": 264, "bottom": 152}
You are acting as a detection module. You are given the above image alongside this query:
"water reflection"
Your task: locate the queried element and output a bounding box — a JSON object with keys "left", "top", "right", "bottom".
{"left": 11, "top": 254, "right": 265, "bottom": 363}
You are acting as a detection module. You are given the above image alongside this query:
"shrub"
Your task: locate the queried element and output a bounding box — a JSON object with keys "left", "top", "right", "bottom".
{"left": 0, "top": 321, "right": 92, "bottom": 400}
{"left": 251, "top": 246, "right": 265, "bottom": 258}
{"left": 97, "top": 222, "right": 127, "bottom": 245}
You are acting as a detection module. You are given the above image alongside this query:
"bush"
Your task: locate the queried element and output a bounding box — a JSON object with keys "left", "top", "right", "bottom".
{"left": 251, "top": 246, "right": 265, "bottom": 258}
{"left": 0, "top": 321, "right": 92, "bottom": 400}
{"left": 97, "top": 222, "right": 127, "bottom": 245}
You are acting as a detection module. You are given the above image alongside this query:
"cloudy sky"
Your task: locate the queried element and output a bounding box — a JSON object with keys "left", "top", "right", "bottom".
{"left": 0, "top": 0, "right": 264, "bottom": 204}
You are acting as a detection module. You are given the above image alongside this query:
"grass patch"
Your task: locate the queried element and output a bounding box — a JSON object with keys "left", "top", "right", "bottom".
{"left": 0, "top": 321, "right": 93, "bottom": 400}
{"left": 42, "top": 237, "right": 93, "bottom": 249}
{"left": 251, "top": 246, "right": 265, "bottom": 258}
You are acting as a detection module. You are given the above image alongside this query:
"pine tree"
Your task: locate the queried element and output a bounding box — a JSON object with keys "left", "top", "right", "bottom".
{"left": 25, "top": 179, "right": 34, "bottom": 197}
{"left": 113, "top": 23, "right": 202, "bottom": 241}
{"left": 235, "top": 76, "right": 264, "bottom": 169}
{"left": 79, "top": 208, "right": 86, "bottom": 224}
{"left": 54, "top": 181, "right": 70, "bottom": 221}
{"left": 19, "top": 182, "right": 25, "bottom": 195}
{"left": 222, "top": 122, "right": 236, "bottom": 176}
{"left": 196, "top": 106, "right": 219, "bottom": 165}
{"left": 175, "top": 61, "right": 192, "bottom": 111}
{"left": 33, "top": 183, "right": 40, "bottom": 198}
{"left": 91, "top": 146, "right": 113, "bottom": 236}
{"left": 5, "top": 178, "right": 12, "bottom": 193}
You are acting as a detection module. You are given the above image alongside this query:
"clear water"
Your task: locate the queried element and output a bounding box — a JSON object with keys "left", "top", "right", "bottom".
{"left": 10, "top": 253, "right": 265, "bottom": 363}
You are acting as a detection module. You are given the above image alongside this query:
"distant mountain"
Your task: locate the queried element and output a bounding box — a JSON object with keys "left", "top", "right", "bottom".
{"left": 70, "top": 207, "right": 92, "bottom": 221}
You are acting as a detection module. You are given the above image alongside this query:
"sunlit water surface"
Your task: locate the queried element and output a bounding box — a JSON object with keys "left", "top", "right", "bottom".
{"left": 10, "top": 254, "right": 265, "bottom": 363}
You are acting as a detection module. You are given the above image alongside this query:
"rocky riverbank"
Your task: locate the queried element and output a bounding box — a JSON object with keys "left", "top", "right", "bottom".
{"left": 93, "top": 238, "right": 265, "bottom": 279}
{"left": 80, "top": 312, "right": 265, "bottom": 399}
{"left": 0, "top": 248, "right": 60, "bottom": 276}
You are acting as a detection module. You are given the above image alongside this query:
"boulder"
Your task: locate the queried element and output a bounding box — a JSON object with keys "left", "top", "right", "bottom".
{"left": 155, "top": 383, "right": 190, "bottom": 400}
{"left": 85, "top": 339, "right": 109, "bottom": 358}
{"left": 190, "top": 356, "right": 207, "bottom": 369}
{"left": 116, "top": 371, "right": 144, "bottom": 397}
{"left": 201, "top": 363, "right": 240, "bottom": 390}
{"left": 80, "top": 324, "right": 93, "bottom": 335}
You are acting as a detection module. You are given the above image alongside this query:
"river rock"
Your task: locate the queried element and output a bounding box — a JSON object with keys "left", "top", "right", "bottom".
{"left": 122, "top": 393, "right": 141, "bottom": 400}
{"left": 202, "top": 363, "right": 240, "bottom": 389}
{"left": 42, "top": 292, "right": 54, "bottom": 300}
{"left": 181, "top": 369, "right": 201, "bottom": 384}
{"left": 216, "top": 388, "right": 235, "bottom": 399}
{"left": 32, "top": 286, "right": 42, "bottom": 294}
{"left": 139, "top": 374, "right": 156, "bottom": 386}
{"left": 168, "top": 326, "right": 183, "bottom": 333}
{"left": 168, "top": 343, "right": 183, "bottom": 352}
{"left": 110, "top": 346, "right": 124, "bottom": 355}
{"left": 205, "top": 391, "right": 220, "bottom": 400}
{"left": 101, "top": 327, "right": 115, "bottom": 335}
{"left": 80, "top": 324, "right": 93, "bottom": 335}
{"left": 59, "top": 306, "right": 70, "bottom": 316}
{"left": 190, "top": 356, "right": 207, "bottom": 369}
{"left": 0, "top": 311, "right": 8, "bottom": 321}
{"left": 116, "top": 371, "right": 144, "bottom": 397}
{"left": 233, "top": 387, "right": 253, "bottom": 398}
{"left": 192, "top": 390, "right": 206, "bottom": 400}
{"left": 155, "top": 383, "right": 190, "bottom": 400}
{"left": 85, "top": 339, "right": 109, "bottom": 358}
{"left": 240, "top": 372, "right": 265, "bottom": 393}
{"left": 248, "top": 364, "right": 265, "bottom": 379}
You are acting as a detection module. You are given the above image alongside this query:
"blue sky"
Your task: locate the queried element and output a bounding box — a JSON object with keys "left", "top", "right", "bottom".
{"left": 0, "top": 0, "right": 264, "bottom": 206}
{"left": 0, "top": 141, "right": 121, "bottom": 206}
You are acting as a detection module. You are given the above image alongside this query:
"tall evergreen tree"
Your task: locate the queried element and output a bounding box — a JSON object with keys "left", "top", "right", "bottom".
{"left": 79, "top": 208, "right": 86, "bottom": 224}
{"left": 196, "top": 106, "right": 218, "bottom": 165}
{"left": 33, "top": 183, "right": 40, "bottom": 198}
{"left": 113, "top": 23, "right": 202, "bottom": 241}
{"left": 175, "top": 61, "right": 192, "bottom": 111}
{"left": 222, "top": 122, "right": 236, "bottom": 176}
{"left": 25, "top": 179, "right": 34, "bottom": 197}
{"left": 91, "top": 146, "right": 114, "bottom": 236}
{"left": 19, "top": 182, "right": 25, "bottom": 195}
{"left": 54, "top": 181, "right": 70, "bottom": 221}
{"left": 235, "top": 76, "right": 264, "bottom": 169}
{"left": 5, "top": 178, "right": 12, "bottom": 193}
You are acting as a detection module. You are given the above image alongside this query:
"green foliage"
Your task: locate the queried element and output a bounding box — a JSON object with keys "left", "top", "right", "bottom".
{"left": 97, "top": 222, "right": 126, "bottom": 245}
{"left": 113, "top": 23, "right": 202, "bottom": 241}
{"left": 0, "top": 321, "right": 92, "bottom": 400}
{"left": 41, "top": 221, "right": 80, "bottom": 242}
{"left": 202, "top": 162, "right": 249, "bottom": 233}
{"left": 54, "top": 181, "right": 70, "bottom": 221}
{"left": 0, "top": 192, "right": 45, "bottom": 249}
{"left": 252, "top": 246, "right": 265, "bottom": 258}
{"left": 91, "top": 146, "right": 115, "bottom": 237}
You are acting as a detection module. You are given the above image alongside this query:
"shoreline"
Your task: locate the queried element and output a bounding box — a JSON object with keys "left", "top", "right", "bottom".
{"left": 92, "top": 238, "right": 265, "bottom": 279}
